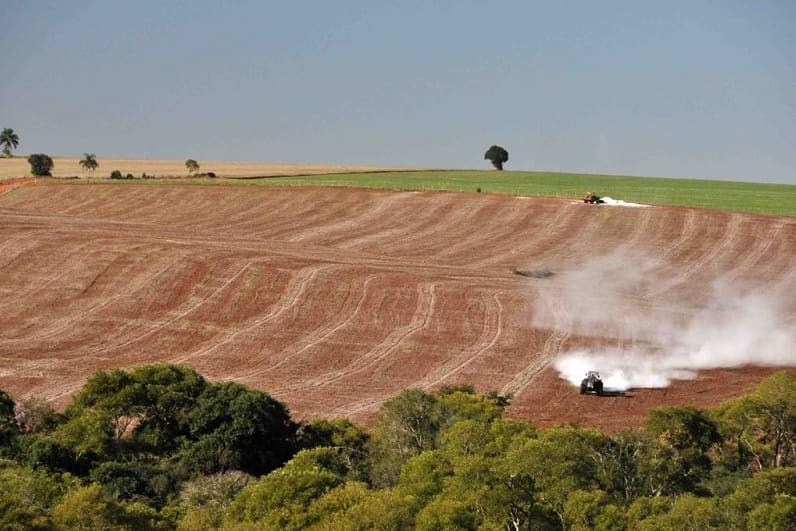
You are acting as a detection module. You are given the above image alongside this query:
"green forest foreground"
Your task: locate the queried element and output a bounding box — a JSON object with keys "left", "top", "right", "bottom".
{"left": 0, "top": 366, "right": 793, "bottom": 530}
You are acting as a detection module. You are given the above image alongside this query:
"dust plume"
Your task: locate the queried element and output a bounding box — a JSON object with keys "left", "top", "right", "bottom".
{"left": 599, "top": 197, "right": 650, "bottom": 208}
{"left": 533, "top": 252, "right": 796, "bottom": 390}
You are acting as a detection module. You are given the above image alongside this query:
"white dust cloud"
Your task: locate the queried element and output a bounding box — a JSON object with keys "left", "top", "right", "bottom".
{"left": 534, "top": 252, "right": 796, "bottom": 391}
{"left": 570, "top": 197, "right": 651, "bottom": 207}
{"left": 599, "top": 197, "right": 650, "bottom": 208}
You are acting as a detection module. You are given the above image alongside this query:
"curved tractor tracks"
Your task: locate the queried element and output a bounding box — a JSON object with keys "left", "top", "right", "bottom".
{"left": 0, "top": 184, "right": 793, "bottom": 428}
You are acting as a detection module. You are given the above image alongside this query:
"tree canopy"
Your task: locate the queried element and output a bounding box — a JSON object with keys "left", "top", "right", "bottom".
{"left": 0, "top": 366, "right": 792, "bottom": 529}
{"left": 484, "top": 144, "right": 509, "bottom": 170}
{"left": 27, "top": 153, "right": 54, "bottom": 176}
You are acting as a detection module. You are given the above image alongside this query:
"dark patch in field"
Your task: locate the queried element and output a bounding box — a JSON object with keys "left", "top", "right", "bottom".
{"left": 513, "top": 268, "right": 554, "bottom": 279}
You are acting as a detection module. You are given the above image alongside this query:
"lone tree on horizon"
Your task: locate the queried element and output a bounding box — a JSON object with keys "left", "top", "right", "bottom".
{"left": 185, "top": 159, "right": 200, "bottom": 174}
{"left": 1, "top": 128, "right": 19, "bottom": 158}
{"left": 484, "top": 145, "right": 509, "bottom": 171}
{"left": 79, "top": 153, "right": 99, "bottom": 177}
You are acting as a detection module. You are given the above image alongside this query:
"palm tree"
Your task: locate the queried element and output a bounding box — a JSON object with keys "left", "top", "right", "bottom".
{"left": 79, "top": 153, "right": 99, "bottom": 177}
{"left": 1, "top": 128, "right": 20, "bottom": 157}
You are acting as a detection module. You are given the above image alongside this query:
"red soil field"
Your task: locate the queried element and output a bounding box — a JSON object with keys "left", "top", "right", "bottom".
{"left": 0, "top": 184, "right": 794, "bottom": 431}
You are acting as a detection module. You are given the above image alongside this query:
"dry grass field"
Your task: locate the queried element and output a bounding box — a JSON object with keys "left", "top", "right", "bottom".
{"left": 0, "top": 156, "right": 413, "bottom": 179}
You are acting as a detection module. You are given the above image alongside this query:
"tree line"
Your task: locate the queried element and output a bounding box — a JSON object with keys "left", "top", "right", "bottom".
{"left": 0, "top": 365, "right": 793, "bottom": 529}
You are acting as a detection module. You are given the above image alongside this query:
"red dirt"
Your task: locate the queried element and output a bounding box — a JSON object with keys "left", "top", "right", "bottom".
{"left": 0, "top": 177, "right": 36, "bottom": 197}
{"left": 0, "top": 184, "right": 794, "bottom": 431}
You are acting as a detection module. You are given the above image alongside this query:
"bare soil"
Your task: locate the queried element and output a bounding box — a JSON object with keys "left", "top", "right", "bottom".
{"left": 0, "top": 184, "right": 793, "bottom": 430}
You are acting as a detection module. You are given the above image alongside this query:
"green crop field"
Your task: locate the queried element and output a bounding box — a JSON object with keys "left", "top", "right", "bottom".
{"left": 253, "top": 170, "right": 796, "bottom": 216}
{"left": 56, "top": 170, "right": 796, "bottom": 216}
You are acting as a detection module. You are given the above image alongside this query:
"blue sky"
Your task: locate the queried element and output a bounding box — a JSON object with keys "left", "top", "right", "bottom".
{"left": 1, "top": 1, "right": 794, "bottom": 183}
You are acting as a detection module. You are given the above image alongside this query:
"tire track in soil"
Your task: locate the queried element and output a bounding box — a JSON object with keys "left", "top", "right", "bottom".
{"left": 78, "top": 259, "right": 260, "bottom": 358}
{"left": 0, "top": 240, "right": 98, "bottom": 311}
{"left": 417, "top": 290, "right": 505, "bottom": 389}
{"left": 2, "top": 253, "right": 184, "bottom": 346}
{"left": 0, "top": 253, "right": 203, "bottom": 377}
{"left": 389, "top": 200, "right": 499, "bottom": 262}
{"left": 170, "top": 265, "right": 327, "bottom": 364}
{"left": 331, "top": 194, "right": 432, "bottom": 252}
{"left": 658, "top": 210, "right": 698, "bottom": 260}
{"left": 717, "top": 220, "right": 786, "bottom": 285}
{"left": 292, "top": 283, "right": 435, "bottom": 401}
{"left": 647, "top": 212, "right": 742, "bottom": 298}
{"left": 0, "top": 236, "right": 43, "bottom": 271}
{"left": 500, "top": 295, "right": 572, "bottom": 397}
{"left": 233, "top": 273, "right": 379, "bottom": 386}
{"left": 458, "top": 201, "right": 575, "bottom": 270}
{"left": 0, "top": 178, "right": 36, "bottom": 196}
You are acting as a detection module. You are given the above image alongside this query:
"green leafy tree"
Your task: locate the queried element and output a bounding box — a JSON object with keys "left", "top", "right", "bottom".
{"left": 297, "top": 417, "right": 370, "bottom": 481}
{"left": 27, "top": 154, "right": 54, "bottom": 176}
{"left": 502, "top": 426, "right": 607, "bottom": 528}
{"left": 320, "top": 488, "right": 420, "bottom": 530}
{"left": 723, "top": 467, "right": 796, "bottom": 529}
{"left": 643, "top": 405, "right": 720, "bottom": 495}
{"left": 369, "top": 389, "right": 441, "bottom": 486}
{"left": 179, "top": 470, "right": 253, "bottom": 509}
{"left": 67, "top": 364, "right": 207, "bottom": 452}
{"left": 0, "top": 462, "right": 76, "bottom": 529}
{"left": 51, "top": 484, "right": 166, "bottom": 530}
{"left": 624, "top": 496, "right": 671, "bottom": 528}
{"left": 0, "top": 128, "right": 19, "bottom": 157}
{"left": 90, "top": 461, "right": 156, "bottom": 503}
{"left": 637, "top": 493, "right": 725, "bottom": 530}
{"left": 415, "top": 496, "right": 479, "bottom": 530}
{"left": 436, "top": 386, "right": 506, "bottom": 431}
{"left": 712, "top": 371, "right": 795, "bottom": 470}
{"left": 79, "top": 153, "right": 99, "bottom": 177}
{"left": 436, "top": 419, "right": 543, "bottom": 530}
{"left": 593, "top": 429, "right": 650, "bottom": 499}
{"left": 225, "top": 450, "right": 344, "bottom": 527}
{"left": 0, "top": 388, "right": 17, "bottom": 448}
{"left": 183, "top": 381, "right": 297, "bottom": 476}
{"left": 17, "top": 434, "right": 81, "bottom": 475}
{"left": 563, "top": 489, "right": 612, "bottom": 531}
{"left": 185, "top": 159, "right": 200, "bottom": 174}
{"left": 484, "top": 145, "right": 509, "bottom": 170}
{"left": 53, "top": 408, "right": 114, "bottom": 460}
{"left": 14, "top": 396, "right": 58, "bottom": 434}
{"left": 397, "top": 450, "right": 452, "bottom": 503}
{"left": 177, "top": 470, "right": 253, "bottom": 529}
{"left": 746, "top": 494, "right": 796, "bottom": 531}
{"left": 304, "top": 481, "right": 372, "bottom": 527}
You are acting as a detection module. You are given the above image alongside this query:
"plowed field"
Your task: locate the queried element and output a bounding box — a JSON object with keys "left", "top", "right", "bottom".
{"left": 1, "top": 184, "right": 794, "bottom": 430}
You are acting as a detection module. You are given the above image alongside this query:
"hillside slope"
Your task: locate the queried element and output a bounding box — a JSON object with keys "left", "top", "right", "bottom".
{"left": 0, "top": 184, "right": 793, "bottom": 429}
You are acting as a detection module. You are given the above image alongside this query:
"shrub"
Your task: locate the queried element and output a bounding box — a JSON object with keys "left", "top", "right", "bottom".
{"left": 27, "top": 154, "right": 54, "bottom": 176}
{"left": 109, "top": 170, "right": 134, "bottom": 180}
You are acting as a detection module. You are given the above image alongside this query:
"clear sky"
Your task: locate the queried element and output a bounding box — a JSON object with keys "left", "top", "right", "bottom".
{"left": 1, "top": 1, "right": 794, "bottom": 184}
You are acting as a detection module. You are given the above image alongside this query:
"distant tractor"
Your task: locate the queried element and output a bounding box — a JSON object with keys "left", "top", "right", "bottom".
{"left": 582, "top": 192, "right": 605, "bottom": 204}
{"left": 580, "top": 371, "right": 604, "bottom": 395}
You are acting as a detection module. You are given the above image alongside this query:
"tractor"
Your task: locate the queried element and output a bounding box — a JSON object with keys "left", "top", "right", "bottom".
{"left": 582, "top": 192, "right": 605, "bottom": 204}
{"left": 580, "top": 371, "right": 604, "bottom": 395}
